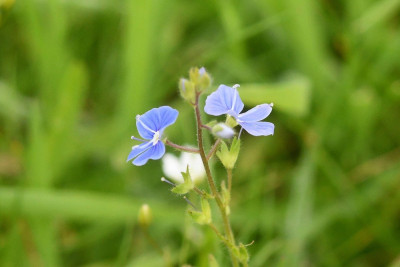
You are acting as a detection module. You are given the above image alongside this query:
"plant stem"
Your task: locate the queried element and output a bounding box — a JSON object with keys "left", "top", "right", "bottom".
{"left": 165, "top": 140, "right": 200, "bottom": 154}
{"left": 207, "top": 139, "right": 221, "bottom": 161}
{"left": 227, "top": 168, "right": 233, "bottom": 193}
{"left": 194, "top": 93, "right": 239, "bottom": 267}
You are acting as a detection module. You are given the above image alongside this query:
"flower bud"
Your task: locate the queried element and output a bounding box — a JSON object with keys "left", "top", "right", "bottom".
{"left": 138, "top": 204, "right": 152, "bottom": 228}
{"left": 212, "top": 123, "right": 235, "bottom": 139}
{"left": 189, "top": 67, "right": 211, "bottom": 93}
{"left": 179, "top": 78, "right": 196, "bottom": 104}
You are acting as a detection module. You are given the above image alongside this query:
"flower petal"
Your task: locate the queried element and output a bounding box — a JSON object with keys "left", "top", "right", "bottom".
{"left": 204, "top": 85, "right": 244, "bottom": 117}
{"left": 237, "top": 104, "right": 272, "bottom": 122}
{"left": 126, "top": 141, "right": 153, "bottom": 162}
{"left": 157, "top": 106, "right": 179, "bottom": 131}
{"left": 132, "top": 141, "right": 166, "bottom": 166}
{"left": 239, "top": 121, "right": 274, "bottom": 136}
{"left": 136, "top": 106, "right": 178, "bottom": 139}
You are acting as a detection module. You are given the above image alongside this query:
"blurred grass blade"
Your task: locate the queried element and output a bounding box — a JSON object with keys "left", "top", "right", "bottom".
{"left": 0, "top": 187, "right": 180, "bottom": 223}
{"left": 353, "top": 0, "right": 400, "bottom": 33}
{"left": 0, "top": 81, "right": 27, "bottom": 122}
{"left": 282, "top": 150, "right": 315, "bottom": 266}
{"left": 239, "top": 76, "right": 311, "bottom": 117}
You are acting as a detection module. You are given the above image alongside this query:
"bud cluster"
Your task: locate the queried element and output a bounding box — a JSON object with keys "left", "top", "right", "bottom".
{"left": 179, "top": 67, "right": 211, "bottom": 104}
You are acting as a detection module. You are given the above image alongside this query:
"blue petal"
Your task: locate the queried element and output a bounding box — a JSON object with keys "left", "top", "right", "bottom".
{"left": 132, "top": 141, "right": 166, "bottom": 166}
{"left": 204, "top": 85, "right": 244, "bottom": 117}
{"left": 157, "top": 106, "right": 179, "bottom": 131}
{"left": 239, "top": 121, "right": 274, "bottom": 136}
{"left": 238, "top": 104, "right": 272, "bottom": 122}
{"left": 136, "top": 106, "right": 178, "bottom": 139}
{"left": 126, "top": 141, "right": 153, "bottom": 162}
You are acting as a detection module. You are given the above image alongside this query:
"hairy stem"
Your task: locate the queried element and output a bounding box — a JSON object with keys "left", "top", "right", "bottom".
{"left": 165, "top": 140, "right": 200, "bottom": 154}
{"left": 227, "top": 168, "right": 233, "bottom": 193}
{"left": 207, "top": 139, "right": 221, "bottom": 161}
{"left": 194, "top": 93, "right": 238, "bottom": 267}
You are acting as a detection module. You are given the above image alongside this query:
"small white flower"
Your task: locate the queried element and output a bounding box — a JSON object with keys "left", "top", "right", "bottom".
{"left": 162, "top": 150, "right": 205, "bottom": 184}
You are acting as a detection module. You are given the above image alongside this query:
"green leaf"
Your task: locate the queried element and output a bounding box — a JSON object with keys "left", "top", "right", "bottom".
{"left": 171, "top": 165, "right": 194, "bottom": 195}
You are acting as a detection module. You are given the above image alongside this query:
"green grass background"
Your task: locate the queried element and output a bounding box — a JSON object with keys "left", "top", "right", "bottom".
{"left": 1, "top": 0, "right": 400, "bottom": 266}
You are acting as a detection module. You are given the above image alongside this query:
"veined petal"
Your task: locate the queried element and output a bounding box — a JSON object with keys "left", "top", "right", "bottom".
{"left": 239, "top": 121, "right": 274, "bottom": 136}
{"left": 126, "top": 141, "right": 153, "bottom": 162}
{"left": 157, "top": 106, "right": 179, "bottom": 131}
{"left": 136, "top": 106, "right": 178, "bottom": 139}
{"left": 238, "top": 104, "right": 272, "bottom": 122}
{"left": 204, "top": 84, "right": 244, "bottom": 117}
{"left": 132, "top": 141, "right": 166, "bottom": 166}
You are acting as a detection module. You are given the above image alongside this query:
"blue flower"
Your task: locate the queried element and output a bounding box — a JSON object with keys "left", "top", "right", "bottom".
{"left": 204, "top": 84, "right": 274, "bottom": 136}
{"left": 127, "top": 106, "right": 179, "bottom": 166}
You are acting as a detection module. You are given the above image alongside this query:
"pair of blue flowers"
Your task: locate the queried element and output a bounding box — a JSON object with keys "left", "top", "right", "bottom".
{"left": 127, "top": 84, "right": 274, "bottom": 166}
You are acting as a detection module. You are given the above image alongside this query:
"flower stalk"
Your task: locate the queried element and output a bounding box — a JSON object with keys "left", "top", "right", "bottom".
{"left": 194, "top": 92, "right": 239, "bottom": 267}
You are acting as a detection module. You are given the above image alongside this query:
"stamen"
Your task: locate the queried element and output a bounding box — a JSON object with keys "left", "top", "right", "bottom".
{"left": 136, "top": 115, "right": 156, "bottom": 134}
{"left": 238, "top": 127, "right": 244, "bottom": 139}
{"left": 152, "top": 131, "right": 160, "bottom": 145}
{"left": 131, "top": 136, "right": 146, "bottom": 142}
{"left": 183, "top": 196, "right": 199, "bottom": 211}
{"left": 231, "top": 85, "right": 239, "bottom": 110}
{"left": 161, "top": 177, "right": 176, "bottom": 187}
{"left": 270, "top": 103, "right": 274, "bottom": 107}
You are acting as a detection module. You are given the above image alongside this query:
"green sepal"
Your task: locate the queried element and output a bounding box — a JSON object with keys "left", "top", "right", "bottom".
{"left": 225, "top": 115, "right": 238, "bottom": 128}
{"left": 216, "top": 137, "right": 240, "bottom": 169}
{"left": 238, "top": 243, "right": 250, "bottom": 263}
{"left": 171, "top": 165, "right": 194, "bottom": 194}
{"left": 205, "top": 120, "right": 218, "bottom": 128}
{"left": 188, "top": 198, "right": 212, "bottom": 225}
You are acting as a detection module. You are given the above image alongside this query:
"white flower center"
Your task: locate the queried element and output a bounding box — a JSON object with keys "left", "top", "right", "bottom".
{"left": 151, "top": 131, "right": 160, "bottom": 145}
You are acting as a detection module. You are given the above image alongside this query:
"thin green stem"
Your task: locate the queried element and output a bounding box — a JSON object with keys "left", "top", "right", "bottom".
{"left": 194, "top": 93, "right": 239, "bottom": 267}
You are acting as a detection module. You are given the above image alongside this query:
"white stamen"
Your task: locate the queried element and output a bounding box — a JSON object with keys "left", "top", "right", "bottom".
{"left": 161, "top": 177, "right": 176, "bottom": 186}
{"left": 231, "top": 85, "right": 240, "bottom": 111}
{"left": 270, "top": 103, "right": 274, "bottom": 107}
{"left": 151, "top": 131, "right": 160, "bottom": 145}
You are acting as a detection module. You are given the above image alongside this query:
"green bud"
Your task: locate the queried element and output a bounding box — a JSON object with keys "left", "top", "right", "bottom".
{"left": 212, "top": 123, "right": 235, "bottom": 139}
{"left": 238, "top": 243, "right": 250, "bottom": 263}
{"left": 179, "top": 78, "right": 196, "bottom": 104}
{"left": 189, "top": 67, "right": 211, "bottom": 93}
{"left": 138, "top": 204, "right": 152, "bottom": 228}
{"left": 171, "top": 165, "right": 194, "bottom": 194}
{"left": 216, "top": 137, "right": 240, "bottom": 169}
